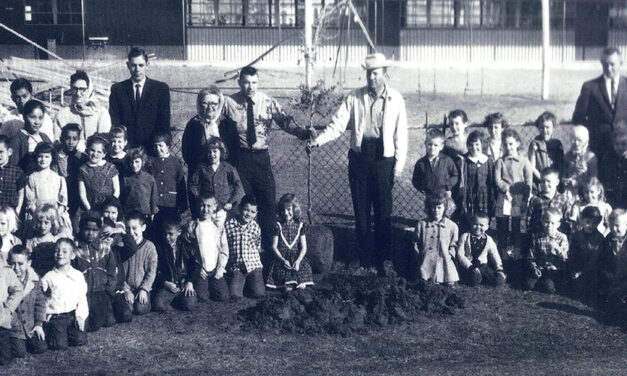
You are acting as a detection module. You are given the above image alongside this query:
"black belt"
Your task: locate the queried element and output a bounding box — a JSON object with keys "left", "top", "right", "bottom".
{"left": 49, "top": 310, "right": 76, "bottom": 319}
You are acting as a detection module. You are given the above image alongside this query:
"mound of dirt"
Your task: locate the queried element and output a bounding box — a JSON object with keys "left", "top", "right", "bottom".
{"left": 240, "top": 271, "right": 467, "bottom": 336}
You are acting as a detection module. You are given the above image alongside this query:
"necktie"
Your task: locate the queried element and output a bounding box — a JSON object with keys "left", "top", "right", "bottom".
{"left": 611, "top": 79, "right": 618, "bottom": 108}
{"left": 135, "top": 83, "right": 141, "bottom": 105}
{"left": 246, "top": 97, "right": 257, "bottom": 148}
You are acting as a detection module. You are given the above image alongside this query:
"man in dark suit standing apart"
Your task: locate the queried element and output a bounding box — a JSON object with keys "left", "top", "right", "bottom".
{"left": 573, "top": 47, "right": 627, "bottom": 161}
{"left": 109, "top": 47, "right": 171, "bottom": 151}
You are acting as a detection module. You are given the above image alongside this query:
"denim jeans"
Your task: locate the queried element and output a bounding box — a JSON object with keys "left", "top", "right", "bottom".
{"left": 227, "top": 268, "right": 265, "bottom": 298}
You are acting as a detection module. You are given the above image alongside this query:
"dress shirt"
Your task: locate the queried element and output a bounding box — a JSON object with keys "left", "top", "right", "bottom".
{"left": 40, "top": 267, "right": 89, "bottom": 325}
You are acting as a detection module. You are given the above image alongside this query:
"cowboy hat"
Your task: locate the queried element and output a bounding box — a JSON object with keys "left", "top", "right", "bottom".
{"left": 362, "top": 53, "right": 391, "bottom": 70}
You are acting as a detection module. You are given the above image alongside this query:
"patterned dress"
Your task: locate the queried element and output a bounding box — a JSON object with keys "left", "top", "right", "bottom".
{"left": 78, "top": 162, "right": 118, "bottom": 208}
{"left": 25, "top": 169, "right": 72, "bottom": 230}
{"left": 266, "top": 220, "right": 314, "bottom": 289}
{"left": 462, "top": 154, "right": 495, "bottom": 218}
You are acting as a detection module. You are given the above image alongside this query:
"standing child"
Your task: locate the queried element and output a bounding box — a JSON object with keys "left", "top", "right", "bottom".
{"left": 112, "top": 211, "right": 157, "bottom": 321}
{"left": 40, "top": 238, "right": 88, "bottom": 350}
{"left": 120, "top": 147, "right": 159, "bottom": 220}
{"left": 8, "top": 245, "right": 47, "bottom": 357}
{"left": 107, "top": 126, "right": 128, "bottom": 176}
{"left": 483, "top": 112, "right": 507, "bottom": 161}
{"left": 523, "top": 208, "right": 569, "bottom": 294}
{"left": 188, "top": 137, "right": 244, "bottom": 221}
{"left": 0, "top": 252, "right": 22, "bottom": 364}
{"left": 0, "top": 206, "right": 22, "bottom": 266}
{"left": 72, "top": 214, "right": 118, "bottom": 332}
{"left": 27, "top": 204, "right": 73, "bottom": 277}
{"left": 153, "top": 215, "right": 195, "bottom": 312}
{"left": 599, "top": 129, "right": 627, "bottom": 209}
{"left": 412, "top": 130, "right": 458, "bottom": 217}
{"left": 457, "top": 212, "right": 506, "bottom": 287}
{"left": 568, "top": 206, "right": 605, "bottom": 300}
{"left": 460, "top": 130, "right": 495, "bottom": 230}
{"left": 570, "top": 178, "right": 613, "bottom": 236}
{"left": 495, "top": 128, "right": 533, "bottom": 260}
{"left": 181, "top": 194, "right": 229, "bottom": 303}
{"left": 527, "top": 168, "right": 572, "bottom": 237}
{"left": 148, "top": 131, "right": 188, "bottom": 220}
{"left": 9, "top": 100, "right": 52, "bottom": 173}
{"left": 444, "top": 109, "right": 469, "bottom": 159}
{"left": 562, "top": 125, "right": 597, "bottom": 201}
{"left": 266, "top": 194, "right": 314, "bottom": 291}
{"left": 78, "top": 136, "right": 120, "bottom": 212}
{"left": 413, "top": 189, "right": 459, "bottom": 286}
{"left": 25, "top": 142, "right": 72, "bottom": 230}
{"left": 55, "top": 123, "right": 89, "bottom": 231}
{"left": 0, "top": 135, "right": 25, "bottom": 214}
{"left": 224, "top": 195, "right": 265, "bottom": 299}
{"left": 528, "top": 111, "right": 564, "bottom": 195}
{"left": 597, "top": 209, "right": 627, "bottom": 320}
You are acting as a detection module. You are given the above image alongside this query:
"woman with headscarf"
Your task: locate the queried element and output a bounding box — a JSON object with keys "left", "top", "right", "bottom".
{"left": 182, "top": 86, "right": 234, "bottom": 178}
{"left": 54, "top": 70, "right": 111, "bottom": 151}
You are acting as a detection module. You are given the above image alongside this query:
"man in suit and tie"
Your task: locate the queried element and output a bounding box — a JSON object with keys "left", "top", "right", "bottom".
{"left": 573, "top": 47, "right": 627, "bottom": 160}
{"left": 109, "top": 47, "right": 171, "bottom": 151}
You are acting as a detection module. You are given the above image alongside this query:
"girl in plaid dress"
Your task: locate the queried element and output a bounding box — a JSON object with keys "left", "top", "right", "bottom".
{"left": 266, "top": 194, "right": 313, "bottom": 290}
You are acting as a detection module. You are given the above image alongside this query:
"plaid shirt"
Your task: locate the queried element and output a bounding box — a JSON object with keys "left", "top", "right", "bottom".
{"left": 526, "top": 192, "right": 571, "bottom": 235}
{"left": 224, "top": 217, "right": 262, "bottom": 274}
{"left": 529, "top": 231, "right": 569, "bottom": 270}
{"left": 0, "top": 164, "right": 25, "bottom": 209}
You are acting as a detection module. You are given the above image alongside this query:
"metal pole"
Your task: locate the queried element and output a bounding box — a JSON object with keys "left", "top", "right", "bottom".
{"left": 541, "top": 0, "right": 550, "bottom": 100}
{"left": 304, "top": 0, "right": 313, "bottom": 89}
{"left": 81, "top": 0, "right": 86, "bottom": 61}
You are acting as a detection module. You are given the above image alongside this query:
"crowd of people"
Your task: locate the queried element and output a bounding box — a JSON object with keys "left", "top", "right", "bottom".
{"left": 0, "top": 46, "right": 624, "bottom": 365}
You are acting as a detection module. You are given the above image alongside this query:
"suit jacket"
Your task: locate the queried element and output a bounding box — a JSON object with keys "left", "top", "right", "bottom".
{"left": 109, "top": 78, "right": 171, "bottom": 148}
{"left": 572, "top": 75, "right": 627, "bottom": 154}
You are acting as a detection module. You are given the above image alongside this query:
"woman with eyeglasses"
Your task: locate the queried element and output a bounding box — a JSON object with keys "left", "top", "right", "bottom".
{"left": 182, "top": 86, "right": 235, "bottom": 179}
{"left": 53, "top": 70, "right": 111, "bottom": 151}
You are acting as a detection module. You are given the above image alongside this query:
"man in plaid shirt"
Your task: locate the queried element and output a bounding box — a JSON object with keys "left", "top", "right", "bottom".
{"left": 224, "top": 195, "right": 265, "bottom": 299}
{"left": 0, "top": 136, "right": 24, "bottom": 213}
{"left": 524, "top": 208, "right": 569, "bottom": 294}
{"left": 527, "top": 167, "right": 572, "bottom": 236}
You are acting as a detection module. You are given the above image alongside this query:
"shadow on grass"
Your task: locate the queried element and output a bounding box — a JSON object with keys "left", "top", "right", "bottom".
{"left": 536, "top": 301, "right": 597, "bottom": 319}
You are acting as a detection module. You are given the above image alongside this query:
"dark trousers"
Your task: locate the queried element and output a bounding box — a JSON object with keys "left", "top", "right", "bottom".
{"left": 496, "top": 216, "right": 522, "bottom": 259}
{"left": 153, "top": 287, "right": 197, "bottom": 312}
{"left": 44, "top": 311, "right": 87, "bottom": 350}
{"left": 347, "top": 145, "right": 395, "bottom": 267}
{"left": 236, "top": 150, "right": 276, "bottom": 250}
{"left": 460, "top": 264, "right": 504, "bottom": 286}
{"left": 11, "top": 335, "right": 47, "bottom": 358}
{"left": 227, "top": 268, "right": 265, "bottom": 299}
{"left": 0, "top": 328, "right": 11, "bottom": 365}
{"left": 192, "top": 274, "right": 230, "bottom": 303}
{"left": 150, "top": 206, "right": 180, "bottom": 241}
{"left": 112, "top": 292, "right": 152, "bottom": 324}
{"left": 86, "top": 291, "right": 116, "bottom": 332}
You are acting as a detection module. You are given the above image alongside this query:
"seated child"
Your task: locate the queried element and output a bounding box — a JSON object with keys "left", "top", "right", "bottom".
{"left": 181, "top": 194, "right": 229, "bottom": 302}
{"left": 112, "top": 211, "right": 157, "bottom": 321}
{"left": 0, "top": 206, "right": 21, "bottom": 266}
{"left": 266, "top": 194, "right": 314, "bottom": 291}
{"left": 528, "top": 111, "right": 564, "bottom": 195}
{"left": 570, "top": 178, "right": 612, "bottom": 236}
{"left": 153, "top": 215, "right": 196, "bottom": 312}
{"left": 568, "top": 206, "right": 604, "bottom": 299}
{"left": 523, "top": 208, "right": 569, "bottom": 294}
{"left": 188, "top": 137, "right": 244, "bottom": 221}
{"left": 27, "top": 204, "right": 73, "bottom": 277}
{"left": 224, "top": 195, "right": 265, "bottom": 299}
{"left": 457, "top": 212, "right": 506, "bottom": 287}
{"left": 562, "top": 125, "right": 597, "bottom": 201}
{"left": 40, "top": 238, "right": 88, "bottom": 350}
{"left": 8, "top": 245, "right": 47, "bottom": 357}
{"left": 0, "top": 252, "right": 23, "bottom": 364}
{"left": 0, "top": 135, "right": 25, "bottom": 214}
{"left": 412, "top": 129, "right": 458, "bottom": 216}
{"left": 120, "top": 147, "right": 159, "bottom": 221}
{"left": 527, "top": 167, "right": 572, "bottom": 237}
{"left": 72, "top": 213, "right": 118, "bottom": 332}
{"left": 597, "top": 209, "right": 627, "bottom": 323}
{"left": 413, "top": 189, "right": 459, "bottom": 286}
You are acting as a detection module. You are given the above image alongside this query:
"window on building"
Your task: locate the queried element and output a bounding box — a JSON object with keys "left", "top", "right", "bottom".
{"left": 24, "top": 0, "right": 82, "bottom": 25}
{"left": 188, "top": 0, "right": 243, "bottom": 26}
{"left": 610, "top": 0, "right": 627, "bottom": 30}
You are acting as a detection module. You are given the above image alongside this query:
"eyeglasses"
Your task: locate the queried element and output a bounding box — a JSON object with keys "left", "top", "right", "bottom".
{"left": 205, "top": 102, "right": 220, "bottom": 107}
{"left": 72, "top": 87, "right": 89, "bottom": 93}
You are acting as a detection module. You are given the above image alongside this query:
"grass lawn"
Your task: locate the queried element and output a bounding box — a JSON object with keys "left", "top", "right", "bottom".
{"left": 1, "top": 61, "right": 626, "bottom": 375}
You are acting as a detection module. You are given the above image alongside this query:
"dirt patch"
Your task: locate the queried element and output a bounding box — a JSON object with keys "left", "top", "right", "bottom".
{"left": 240, "top": 271, "right": 467, "bottom": 336}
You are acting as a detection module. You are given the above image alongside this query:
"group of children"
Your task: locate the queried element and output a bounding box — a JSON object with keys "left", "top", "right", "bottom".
{"left": 411, "top": 110, "right": 626, "bottom": 326}
{"left": 0, "top": 99, "right": 315, "bottom": 365}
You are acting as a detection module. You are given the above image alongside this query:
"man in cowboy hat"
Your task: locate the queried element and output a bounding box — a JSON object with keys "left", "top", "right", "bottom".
{"left": 308, "top": 53, "right": 408, "bottom": 273}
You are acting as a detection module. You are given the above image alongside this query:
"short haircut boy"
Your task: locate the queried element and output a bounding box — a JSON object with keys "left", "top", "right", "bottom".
{"left": 580, "top": 206, "right": 603, "bottom": 227}
{"left": 542, "top": 207, "right": 562, "bottom": 223}
{"left": 0, "top": 135, "right": 11, "bottom": 150}
{"left": 240, "top": 194, "right": 258, "bottom": 208}
{"left": 448, "top": 109, "right": 468, "bottom": 123}
{"left": 541, "top": 167, "right": 560, "bottom": 179}
{"left": 426, "top": 129, "right": 445, "bottom": 143}
{"left": 61, "top": 123, "right": 81, "bottom": 140}
{"left": 126, "top": 210, "right": 146, "bottom": 225}
{"left": 152, "top": 131, "right": 172, "bottom": 146}
{"left": 79, "top": 211, "right": 102, "bottom": 230}
{"left": 609, "top": 208, "right": 627, "bottom": 226}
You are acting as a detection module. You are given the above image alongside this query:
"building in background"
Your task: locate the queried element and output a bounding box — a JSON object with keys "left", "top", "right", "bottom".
{"left": 2, "top": 0, "right": 627, "bottom": 62}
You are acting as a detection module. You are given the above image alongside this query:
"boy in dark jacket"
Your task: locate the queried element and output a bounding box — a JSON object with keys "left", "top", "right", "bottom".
{"left": 598, "top": 209, "right": 627, "bottom": 326}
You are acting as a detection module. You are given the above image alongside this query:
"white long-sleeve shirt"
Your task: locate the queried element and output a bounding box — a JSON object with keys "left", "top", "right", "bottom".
{"left": 40, "top": 267, "right": 89, "bottom": 326}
